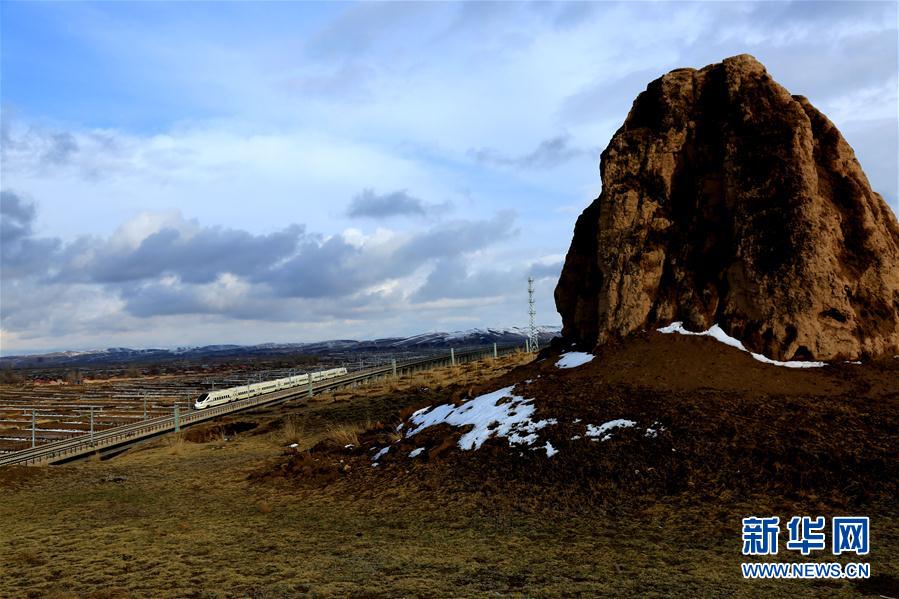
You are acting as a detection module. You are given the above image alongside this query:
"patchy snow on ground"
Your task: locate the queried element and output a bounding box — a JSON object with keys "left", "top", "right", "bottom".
{"left": 371, "top": 446, "right": 390, "bottom": 462}
{"left": 408, "top": 448, "right": 424, "bottom": 458}
{"left": 405, "top": 385, "right": 556, "bottom": 451}
{"left": 542, "top": 441, "right": 558, "bottom": 457}
{"left": 585, "top": 419, "right": 638, "bottom": 441}
{"left": 658, "top": 322, "right": 825, "bottom": 368}
{"left": 645, "top": 422, "right": 665, "bottom": 438}
{"left": 40, "top": 428, "right": 88, "bottom": 433}
{"left": 556, "top": 351, "right": 595, "bottom": 369}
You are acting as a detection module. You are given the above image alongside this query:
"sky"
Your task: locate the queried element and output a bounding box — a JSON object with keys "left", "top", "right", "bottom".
{"left": 1, "top": 1, "right": 897, "bottom": 355}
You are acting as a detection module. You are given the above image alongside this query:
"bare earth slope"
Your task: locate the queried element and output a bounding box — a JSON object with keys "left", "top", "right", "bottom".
{"left": 555, "top": 54, "right": 899, "bottom": 361}
{"left": 357, "top": 335, "right": 898, "bottom": 508}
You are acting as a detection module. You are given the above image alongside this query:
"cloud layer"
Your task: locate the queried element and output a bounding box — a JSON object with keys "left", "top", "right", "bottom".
{"left": 1, "top": 190, "right": 555, "bottom": 351}
{"left": 1, "top": 1, "right": 895, "bottom": 352}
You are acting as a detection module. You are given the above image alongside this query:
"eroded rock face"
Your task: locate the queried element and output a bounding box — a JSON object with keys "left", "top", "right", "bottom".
{"left": 555, "top": 54, "right": 899, "bottom": 361}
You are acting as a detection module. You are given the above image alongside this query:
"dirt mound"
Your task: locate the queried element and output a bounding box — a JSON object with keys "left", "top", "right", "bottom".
{"left": 555, "top": 54, "right": 899, "bottom": 361}
{"left": 248, "top": 447, "right": 352, "bottom": 487}
{"left": 182, "top": 419, "right": 258, "bottom": 443}
{"left": 276, "top": 335, "right": 898, "bottom": 509}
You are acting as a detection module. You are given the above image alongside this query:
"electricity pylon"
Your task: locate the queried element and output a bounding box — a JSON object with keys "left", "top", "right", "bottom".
{"left": 528, "top": 276, "right": 538, "bottom": 352}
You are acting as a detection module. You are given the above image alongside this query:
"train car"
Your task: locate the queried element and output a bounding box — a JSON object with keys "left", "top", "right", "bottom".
{"left": 194, "top": 388, "right": 236, "bottom": 409}
{"left": 194, "top": 367, "right": 348, "bottom": 410}
{"left": 311, "top": 367, "right": 347, "bottom": 382}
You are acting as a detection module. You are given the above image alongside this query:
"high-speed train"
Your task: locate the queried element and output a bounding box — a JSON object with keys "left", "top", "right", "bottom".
{"left": 194, "top": 367, "right": 347, "bottom": 410}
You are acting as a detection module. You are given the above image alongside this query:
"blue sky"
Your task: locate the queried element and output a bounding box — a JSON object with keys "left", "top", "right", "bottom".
{"left": 1, "top": 1, "right": 897, "bottom": 354}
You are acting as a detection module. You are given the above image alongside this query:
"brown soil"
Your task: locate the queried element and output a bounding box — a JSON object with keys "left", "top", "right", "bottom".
{"left": 182, "top": 420, "right": 259, "bottom": 443}
{"left": 272, "top": 332, "right": 898, "bottom": 511}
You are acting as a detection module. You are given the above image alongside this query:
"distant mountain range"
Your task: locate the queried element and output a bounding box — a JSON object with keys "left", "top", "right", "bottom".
{"left": 0, "top": 327, "right": 561, "bottom": 369}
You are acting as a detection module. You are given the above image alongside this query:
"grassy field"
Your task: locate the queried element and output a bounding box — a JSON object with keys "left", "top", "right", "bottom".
{"left": 1, "top": 352, "right": 896, "bottom": 598}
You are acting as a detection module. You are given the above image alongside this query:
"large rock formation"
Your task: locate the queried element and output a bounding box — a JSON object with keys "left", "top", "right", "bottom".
{"left": 555, "top": 54, "right": 899, "bottom": 361}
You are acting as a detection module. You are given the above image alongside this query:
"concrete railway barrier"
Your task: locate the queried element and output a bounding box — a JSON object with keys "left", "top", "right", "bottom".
{"left": 0, "top": 344, "right": 519, "bottom": 467}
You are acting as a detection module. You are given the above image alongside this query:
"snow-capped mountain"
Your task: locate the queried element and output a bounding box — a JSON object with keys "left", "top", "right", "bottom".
{"left": 0, "top": 327, "right": 561, "bottom": 368}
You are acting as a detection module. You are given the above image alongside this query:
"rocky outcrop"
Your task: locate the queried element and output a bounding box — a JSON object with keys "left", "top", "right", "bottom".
{"left": 555, "top": 54, "right": 899, "bottom": 361}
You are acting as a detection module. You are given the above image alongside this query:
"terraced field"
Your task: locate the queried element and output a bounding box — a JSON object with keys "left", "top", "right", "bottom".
{"left": 0, "top": 364, "right": 347, "bottom": 454}
{"left": 0, "top": 350, "right": 466, "bottom": 455}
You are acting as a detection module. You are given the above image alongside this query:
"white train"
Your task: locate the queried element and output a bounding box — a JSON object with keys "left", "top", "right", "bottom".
{"left": 194, "top": 367, "right": 347, "bottom": 410}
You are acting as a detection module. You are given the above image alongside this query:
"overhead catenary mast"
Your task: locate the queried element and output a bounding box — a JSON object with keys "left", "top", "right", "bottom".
{"left": 527, "top": 276, "right": 538, "bottom": 353}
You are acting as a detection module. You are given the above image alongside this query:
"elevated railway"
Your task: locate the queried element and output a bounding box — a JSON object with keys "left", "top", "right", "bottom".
{"left": 0, "top": 344, "right": 518, "bottom": 467}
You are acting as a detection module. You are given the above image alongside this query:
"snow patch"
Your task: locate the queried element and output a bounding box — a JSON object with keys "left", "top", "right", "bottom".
{"left": 556, "top": 352, "right": 595, "bottom": 369}
{"left": 405, "top": 385, "right": 556, "bottom": 451}
{"left": 371, "top": 446, "right": 390, "bottom": 462}
{"left": 658, "top": 322, "right": 825, "bottom": 368}
{"left": 585, "top": 419, "right": 637, "bottom": 441}
{"left": 38, "top": 428, "right": 86, "bottom": 433}
{"left": 408, "top": 448, "right": 424, "bottom": 458}
{"left": 645, "top": 422, "right": 666, "bottom": 438}
{"left": 542, "top": 441, "right": 558, "bottom": 457}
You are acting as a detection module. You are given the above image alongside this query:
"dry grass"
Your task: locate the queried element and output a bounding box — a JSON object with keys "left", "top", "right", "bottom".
{"left": 322, "top": 421, "right": 369, "bottom": 447}
{"left": 165, "top": 432, "right": 186, "bottom": 455}
{"left": 4, "top": 434, "right": 894, "bottom": 598}
{"left": 41, "top": 591, "right": 80, "bottom": 599}
{"left": 13, "top": 549, "right": 45, "bottom": 567}
{"left": 12, "top": 353, "right": 747, "bottom": 597}
{"left": 277, "top": 415, "right": 305, "bottom": 446}
{"left": 2, "top": 352, "right": 896, "bottom": 598}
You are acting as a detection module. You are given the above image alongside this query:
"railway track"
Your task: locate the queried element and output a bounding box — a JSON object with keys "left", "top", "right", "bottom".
{"left": 0, "top": 344, "right": 518, "bottom": 467}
